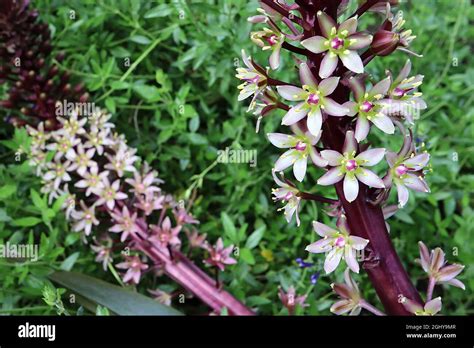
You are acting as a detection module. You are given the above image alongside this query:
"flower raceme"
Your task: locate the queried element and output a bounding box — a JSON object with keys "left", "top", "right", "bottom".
{"left": 27, "top": 108, "right": 199, "bottom": 284}
{"left": 237, "top": 1, "right": 450, "bottom": 316}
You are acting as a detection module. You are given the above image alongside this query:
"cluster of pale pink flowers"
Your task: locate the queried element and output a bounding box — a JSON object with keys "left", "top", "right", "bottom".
{"left": 26, "top": 107, "right": 213, "bottom": 289}
{"left": 237, "top": 0, "right": 464, "bottom": 316}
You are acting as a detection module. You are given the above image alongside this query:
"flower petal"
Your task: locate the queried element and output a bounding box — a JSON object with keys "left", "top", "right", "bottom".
{"left": 324, "top": 98, "right": 349, "bottom": 116}
{"left": 267, "top": 133, "right": 294, "bottom": 148}
{"left": 418, "top": 241, "right": 431, "bottom": 273}
{"left": 317, "top": 167, "right": 344, "bottom": 186}
{"left": 348, "top": 76, "right": 366, "bottom": 101}
{"left": 319, "top": 53, "right": 338, "bottom": 78}
{"left": 356, "top": 148, "right": 386, "bottom": 166}
{"left": 404, "top": 173, "right": 429, "bottom": 192}
{"left": 343, "top": 101, "right": 358, "bottom": 116}
{"left": 372, "top": 113, "right": 395, "bottom": 134}
{"left": 396, "top": 182, "right": 410, "bottom": 207}
{"left": 307, "top": 107, "right": 323, "bottom": 136}
{"left": 339, "top": 17, "right": 358, "bottom": 35}
{"left": 321, "top": 150, "right": 343, "bottom": 166}
{"left": 430, "top": 248, "right": 445, "bottom": 273}
{"left": 309, "top": 147, "right": 329, "bottom": 167}
{"left": 299, "top": 62, "right": 319, "bottom": 88}
{"left": 369, "top": 77, "right": 391, "bottom": 98}
{"left": 344, "top": 246, "right": 359, "bottom": 273}
{"left": 276, "top": 85, "right": 305, "bottom": 101}
{"left": 342, "top": 130, "right": 357, "bottom": 154}
{"left": 343, "top": 174, "right": 359, "bottom": 202}
{"left": 319, "top": 77, "right": 339, "bottom": 96}
{"left": 350, "top": 236, "right": 369, "bottom": 250}
{"left": 330, "top": 299, "right": 354, "bottom": 315}
{"left": 317, "top": 11, "right": 336, "bottom": 38}
{"left": 306, "top": 238, "right": 333, "bottom": 253}
{"left": 394, "top": 59, "right": 412, "bottom": 85}
{"left": 354, "top": 116, "right": 370, "bottom": 143}
{"left": 355, "top": 169, "right": 385, "bottom": 188}
{"left": 404, "top": 153, "right": 430, "bottom": 170}
{"left": 424, "top": 297, "right": 442, "bottom": 315}
{"left": 446, "top": 278, "right": 465, "bottom": 290}
{"left": 282, "top": 102, "right": 309, "bottom": 125}
{"left": 269, "top": 45, "right": 281, "bottom": 70}
{"left": 437, "top": 264, "right": 465, "bottom": 282}
{"left": 293, "top": 157, "right": 307, "bottom": 182}
{"left": 301, "top": 36, "right": 328, "bottom": 54}
{"left": 324, "top": 248, "right": 343, "bottom": 274}
{"left": 340, "top": 50, "right": 364, "bottom": 74}
{"left": 313, "top": 221, "right": 339, "bottom": 238}
{"left": 347, "top": 33, "right": 373, "bottom": 50}
{"left": 275, "top": 149, "right": 297, "bottom": 171}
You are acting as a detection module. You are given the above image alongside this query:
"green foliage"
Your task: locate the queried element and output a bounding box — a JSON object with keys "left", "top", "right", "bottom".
{"left": 0, "top": 0, "right": 472, "bottom": 315}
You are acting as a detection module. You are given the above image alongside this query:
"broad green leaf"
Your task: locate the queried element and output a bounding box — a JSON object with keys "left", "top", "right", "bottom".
{"left": 239, "top": 248, "right": 255, "bottom": 265}
{"left": 49, "top": 271, "right": 182, "bottom": 315}
{"left": 60, "top": 252, "right": 80, "bottom": 271}
{"left": 12, "top": 217, "right": 42, "bottom": 227}
{"left": 221, "top": 212, "right": 237, "bottom": 243}
{"left": 245, "top": 226, "right": 265, "bottom": 250}
{"left": 0, "top": 184, "right": 16, "bottom": 199}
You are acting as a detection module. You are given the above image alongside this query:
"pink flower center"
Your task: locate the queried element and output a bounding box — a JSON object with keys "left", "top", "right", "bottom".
{"left": 266, "top": 34, "right": 278, "bottom": 46}
{"left": 330, "top": 37, "right": 344, "bottom": 50}
{"left": 306, "top": 93, "right": 319, "bottom": 105}
{"left": 295, "top": 141, "right": 307, "bottom": 151}
{"left": 360, "top": 101, "right": 374, "bottom": 113}
{"left": 283, "top": 192, "right": 293, "bottom": 201}
{"left": 335, "top": 237, "right": 345, "bottom": 247}
{"left": 393, "top": 87, "right": 405, "bottom": 97}
{"left": 248, "top": 75, "right": 260, "bottom": 84}
{"left": 395, "top": 164, "right": 409, "bottom": 177}
{"left": 345, "top": 159, "right": 358, "bottom": 171}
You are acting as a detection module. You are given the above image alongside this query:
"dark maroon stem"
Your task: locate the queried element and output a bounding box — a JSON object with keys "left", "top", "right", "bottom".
{"left": 298, "top": 191, "right": 338, "bottom": 204}
{"left": 350, "top": 0, "right": 383, "bottom": 18}
{"left": 282, "top": 42, "right": 308, "bottom": 56}
{"left": 302, "top": 0, "right": 421, "bottom": 315}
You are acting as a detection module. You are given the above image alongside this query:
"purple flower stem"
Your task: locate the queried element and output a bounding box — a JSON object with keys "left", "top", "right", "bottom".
{"left": 129, "top": 224, "right": 254, "bottom": 316}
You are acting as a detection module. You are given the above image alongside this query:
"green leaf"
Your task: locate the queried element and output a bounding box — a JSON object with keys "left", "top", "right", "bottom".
{"left": 31, "top": 189, "right": 46, "bottom": 210}
{"left": 0, "top": 184, "right": 16, "bottom": 199}
{"left": 144, "top": 4, "right": 174, "bottom": 18}
{"left": 130, "top": 35, "right": 151, "bottom": 45}
{"left": 133, "top": 84, "right": 161, "bottom": 102}
{"left": 49, "top": 271, "right": 182, "bottom": 315}
{"left": 221, "top": 212, "right": 237, "bottom": 243}
{"left": 12, "top": 217, "right": 42, "bottom": 227}
{"left": 245, "top": 226, "right": 265, "bottom": 250}
{"left": 239, "top": 248, "right": 255, "bottom": 265}
{"left": 60, "top": 252, "right": 80, "bottom": 271}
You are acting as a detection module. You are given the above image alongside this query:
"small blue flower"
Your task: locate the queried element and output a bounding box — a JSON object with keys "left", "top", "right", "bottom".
{"left": 296, "top": 257, "right": 314, "bottom": 268}
{"left": 310, "top": 272, "right": 320, "bottom": 285}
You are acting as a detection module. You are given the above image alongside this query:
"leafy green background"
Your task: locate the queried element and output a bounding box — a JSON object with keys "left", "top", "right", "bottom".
{"left": 0, "top": 0, "right": 472, "bottom": 315}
